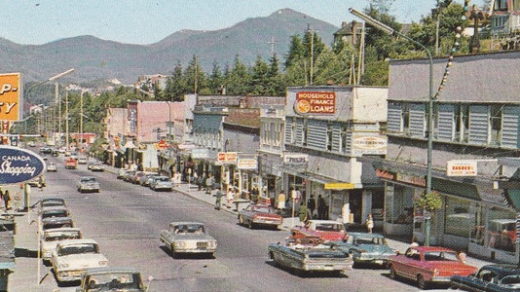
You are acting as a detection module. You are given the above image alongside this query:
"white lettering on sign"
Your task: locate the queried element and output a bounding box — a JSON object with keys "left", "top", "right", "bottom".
{"left": 0, "top": 84, "right": 17, "bottom": 95}
{"left": 0, "top": 160, "right": 36, "bottom": 176}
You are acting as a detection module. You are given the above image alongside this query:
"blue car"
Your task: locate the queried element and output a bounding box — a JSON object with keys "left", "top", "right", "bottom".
{"left": 451, "top": 264, "right": 520, "bottom": 292}
{"left": 327, "top": 232, "right": 395, "bottom": 267}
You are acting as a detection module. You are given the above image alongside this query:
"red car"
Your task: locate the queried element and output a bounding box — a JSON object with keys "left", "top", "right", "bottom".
{"left": 238, "top": 204, "right": 283, "bottom": 229}
{"left": 290, "top": 220, "right": 348, "bottom": 242}
{"left": 388, "top": 246, "right": 477, "bottom": 289}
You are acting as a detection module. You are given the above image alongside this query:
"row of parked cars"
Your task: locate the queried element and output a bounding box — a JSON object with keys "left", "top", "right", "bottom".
{"left": 35, "top": 198, "right": 151, "bottom": 290}
{"left": 261, "top": 211, "right": 520, "bottom": 291}
{"left": 117, "top": 169, "right": 173, "bottom": 191}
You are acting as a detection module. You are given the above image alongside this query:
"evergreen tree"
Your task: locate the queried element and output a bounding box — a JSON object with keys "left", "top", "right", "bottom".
{"left": 184, "top": 55, "right": 207, "bottom": 94}
{"left": 250, "top": 56, "right": 269, "bottom": 95}
{"left": 266, "top": 54, "right": 286, "bottom": 96}
{"left": 226, "top": 55, "right": 251, "bottom": 95}
{"left": 285, "top": 35, "right": 305, "bottom": 69}
{"left": 208, "top": 61, "right": 223, "bottom": 94}
{"left": 165, "top": 62, "right": 186, "bottom": 101}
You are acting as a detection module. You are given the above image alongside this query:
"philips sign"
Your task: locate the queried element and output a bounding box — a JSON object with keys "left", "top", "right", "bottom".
{"left": 0, "top": 146, "right": 45, "bottom": 184}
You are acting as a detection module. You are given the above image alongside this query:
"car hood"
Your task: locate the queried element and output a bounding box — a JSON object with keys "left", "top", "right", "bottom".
{"left": 56, "top": 253, "right": 108, "bottom": 269}
{"left": 253, "top": 212, "right": 282, "bottom": 219}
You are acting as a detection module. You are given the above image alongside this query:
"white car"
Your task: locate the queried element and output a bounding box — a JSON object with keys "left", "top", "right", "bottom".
{"left": 78, "top": 157, "right": 88, "bottom": 164}
{"left": 77, "top": 176, "right": 100, "bottom": 193}
{"left": 51, "top": 239, "right": 109, "bottom": 285}
{"left": 160, "top": 222, "right": 217, "bottom": 257}
{"left": 47, "top": 162, "right": 57, "bottom": 172}
{"left": 40, "top": 228, "right": 82, "bottom": 261}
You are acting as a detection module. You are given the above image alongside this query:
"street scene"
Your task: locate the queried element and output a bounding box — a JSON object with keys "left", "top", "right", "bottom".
{"left": 1, "top": 0, "right": 520, "bottom": 291}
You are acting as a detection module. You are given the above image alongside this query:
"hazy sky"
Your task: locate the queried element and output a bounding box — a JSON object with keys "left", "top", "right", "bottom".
{"left": 2, "top": 0, "right": 485, "bottom": 45}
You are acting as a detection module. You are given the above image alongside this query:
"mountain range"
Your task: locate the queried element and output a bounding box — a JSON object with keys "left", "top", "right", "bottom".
{"left": 0, "top": 9, "right": 338, "bottom": 84}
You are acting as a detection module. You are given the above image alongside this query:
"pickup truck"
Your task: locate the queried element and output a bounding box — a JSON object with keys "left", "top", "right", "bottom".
{"left": 65, "top": 157, "right": 77, "bottom": 169}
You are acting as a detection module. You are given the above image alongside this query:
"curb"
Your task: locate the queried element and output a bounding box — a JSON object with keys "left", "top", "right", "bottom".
{"left": 172, "top": 186, "right": 239, "bottom": 216}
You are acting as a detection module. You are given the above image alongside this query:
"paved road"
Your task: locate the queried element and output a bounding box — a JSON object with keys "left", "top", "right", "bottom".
{"left": 18, "top": 156, "right": 422, "bottom": 292}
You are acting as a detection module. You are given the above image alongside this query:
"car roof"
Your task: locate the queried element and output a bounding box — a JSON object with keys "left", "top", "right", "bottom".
{"left": 42, "top": 198, "right": 65, "bottom": 203}
{"left": 83, "top": 267, "right": 140, "bottom": 275}
{"left": 349, "top": 232, "right": 385, "bottom": 238}
{"left": 79, "top": 176, "right": 96, "bottom": 180}
{"left": 44, "top": 227, "right": 81, "bottom": 234}
{"left": 309, "top": 220, "right": 343, "bottom": 225}
{"left": 412, "top": 246, "right": 455, "bottom": 253}
{"left": 42, "top": 216, "right": 73, "bottom": 223}
{"left": 57, "top": 238, "right": 98, "bottom": 246}
{"left": 480, "top": 264, "right": 520, "bottom": 275}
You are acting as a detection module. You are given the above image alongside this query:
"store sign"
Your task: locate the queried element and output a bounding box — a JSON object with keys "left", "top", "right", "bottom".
{"left": 237, "top": 158, "right": 257, "bottom": 170}
{"left": 294, "top": 91, "right": 335, "bottom": 115}
{"left": 396, "top": 173, "right": 426, "bottom": 187}
{"left": 447, "top": 160, "right": 477, "bottom": 177}
{"left": 324, "top": 183, "right": 355, "bottom": 190}
{"left": 283, "top": 153, "right": 308, "bottom": 166}
{"left": 351, "top": 134, "right": 387, "bottom": 156}
{"left": 155, "top": 139, "right": 169, "bottom": 150}
{"left": 0, "top": 146, "right": 45, "bottom": 184}
{"left": 192, "top": 148, "right": 213, "bottom": 159}
{"left": 376, "top": 169, "right": 395, "bottom": 180}
{"left": 217, "top": 152, "right": 238, "bottom": 164}
{"left": 0, "top": 73, "right": 22, "bottom": 121}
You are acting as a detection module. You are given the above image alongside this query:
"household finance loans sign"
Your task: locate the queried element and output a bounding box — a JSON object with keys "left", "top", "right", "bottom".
{"left": 0, "top": 146, "right": 45, "bottom": 184}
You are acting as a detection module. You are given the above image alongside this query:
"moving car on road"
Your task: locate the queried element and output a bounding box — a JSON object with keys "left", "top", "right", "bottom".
{"left": 327, "top": 232, "right": 395, "bottom": 267}
{"left": 78, "top": 156, "right": 88, "bottom": 164}
{"left": 149, "top": 176, "right": 173, "bottom": 191}
{"left": 41, "top": 227, "right": 82, "bottom": 261}
{"left": 87, "top": 162, "right": 104, "bottom": 172}
{"left": 76, "top": 267, "right": 150, "bottom": 292}
{"left": 51, "top": 239, "right": 109, "bottom": 285}
{"left": 388, "top": 246, "right": 477, "bottom": 289}
{"left": 238, "top": 204, "right": 283, "bottom": 229}
{"left": 65, "top": 157, "right": 78, "bottom": 169}
{"left": 77, "top": 176, "right": 100, "bottom": 193}
{"left": 160, "top": 222, "right": 217, "bottom": 257}
{"left": 47, "top": 162, "right": 57, "bottom": 172}
{"left": 451, "top": 264, "right": 520, "bottom": 292}
{"left": 290, "top": 220, "right": 348, "bottom": 242}
{"left": 268, "top": 236, "right": 352, "bottom": 275}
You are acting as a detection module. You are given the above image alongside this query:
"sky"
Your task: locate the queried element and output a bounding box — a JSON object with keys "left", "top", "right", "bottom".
{"left": 2, "top": 0, "right": 486, "bottom": 45}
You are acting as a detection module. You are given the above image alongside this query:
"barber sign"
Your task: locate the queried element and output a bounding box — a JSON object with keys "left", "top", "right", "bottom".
{"left": 0, "top": 146, "right": 45, "bottom": 184}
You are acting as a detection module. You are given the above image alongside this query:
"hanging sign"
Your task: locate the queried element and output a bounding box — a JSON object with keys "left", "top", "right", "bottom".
{"left": 0, "top": 146, "right": 45, "bottom": 184}
{"left": 217, "top": 152, "right": 238, "bottom": 164}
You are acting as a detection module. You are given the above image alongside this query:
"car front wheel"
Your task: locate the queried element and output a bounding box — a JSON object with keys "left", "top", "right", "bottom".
{"left": 389, "top": 266, "right": 397, "bottom": 279}
{"left": 417, "top": 274, "right": 427, "bottom": 290}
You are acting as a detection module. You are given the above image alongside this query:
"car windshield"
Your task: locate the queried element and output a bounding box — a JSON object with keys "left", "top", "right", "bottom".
{"left": 354, "top": 236, "right": 386, "bottom": 245}
{"left": 81, "top": 178, "right": 97, "bottom": 183}
{"left": 43, "top": 222, "right": 72, "bottom": 230}
{"left": 86, "top": 272, "right": 142, "bottom": 290}
{"left": 41, "top": 210, "right": 67, "bottom": 219}
{"left": 42, "top": 200, "right": 64, "bottom": 207}
{"left": 44, "top": 231, "right": 80, "bottom": 241}
{"left": 58, "top": 243, "right": 98, "bottom": 256}
{"left": 315, "top": 223, "right": 344, "bottom": 232}
{"left": 254, "top": 206, "right": 274, "bottom": 213}
{"left": 424, "top": 251, "right": 459, "bottom": 261}
{"left": 157, "top": 177, "right": 170, "bottom": 182}
{"left": 174, "top": 224, "right": 205, "bottom": 234}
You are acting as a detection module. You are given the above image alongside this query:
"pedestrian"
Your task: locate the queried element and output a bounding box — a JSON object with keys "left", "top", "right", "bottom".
{"left": 366, "top": 214, "right": 374, "bottom": 233}
{"left": 214, "top": 188, "right": 223, "bottom": 210}
{"left": 250, "top": 187, "right": 259, "bottom": 204}
{"left": 226, "top": 187, "right": 235, "bottom": 208}
{"left": 2, "top": 191, "right": 10, "bottom": 210}
{"left": 307, "top": 195, "right": 316, "bottom": 219}
{"left": 317, "top": 195, "right": 326, "bottom": 219}
{"left": 277, "top": 190, "right": 286, "bottom": 210}
{"left": 205, "top": 174, "right": 214, "bottom": 194}
{"left": 198, "top": 174, "right": 205, "bottom": 191}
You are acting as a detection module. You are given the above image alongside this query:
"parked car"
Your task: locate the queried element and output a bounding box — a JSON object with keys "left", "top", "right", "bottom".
{"left": 327, "top": 232, "right": 395, "bottom": 267}
{"left": 87, "top": 162, "right": 104, "bottom": 172}
{"left": 117, "top": 168, "right": 128, "bottom": 179}
{"left": 451, "top": 264, "right": 520, "bottom": 292}
{"left": 76, "top": 267, "right": 150, "bottom": 292}
{"left": 40, "top": 227, "right": 82, "bottom": 261}
{"left": 39, "top": 146, "right": 52, "bottom": 154}
{"left": 160, "top": 222, "right": 217, "bottom": 257}
{"left": 150, "top": 176, "right": 173, "bottom": 191}
{"left": 40, "top": 206, "right": 69, "bottom": 220}
{"left": 130, "top": 171, "right": 145, "bottom": 184}
{"left": 388, "top": 246, "right": 478, "bottom": 289}
{"left": 28, "top": 175, "right": 46, "bottom": 188}
{"left": 41, "top": 217, "right": 74, "bottom": 232}
{"left": 238, "top": 204, "right": 283, "bottom": 229}
{"left": 47, "top": 162, "right": 57, "bottom": 172}
{"left": 123, "top": 170, "right": 136, "bottom": 182}
{"left": 28, "top": 141, "right": 36, "bottom": 147}
{"left": 77, "top": 176, "right": 100, "bottom": 193}
{"left": 268, "top": 236, "right": 352, "bottom": 275}
{"left": 51, "top": 239, "right": 109, "bottom": 285}
{"left": 290, "top": 220, "right": 348, "bottom": 242}
{"left": 35, "top": 198, "right": 66, "bottom": 210}
{"left": 140, "top": 173, "right": 159, "bottom": 186}
{"left": 78, "top": 156, "right": 88, "bottom": 164}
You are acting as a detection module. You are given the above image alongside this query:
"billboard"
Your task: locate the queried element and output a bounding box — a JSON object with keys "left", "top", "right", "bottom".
{"left": 294, "top": 91, "right": 335, "bottom": 115}
{"left": 0, "top": 73, "right": 22, "bottom": 121}
{"left": 0, "top": 146, "right": 45, "bottom": 184}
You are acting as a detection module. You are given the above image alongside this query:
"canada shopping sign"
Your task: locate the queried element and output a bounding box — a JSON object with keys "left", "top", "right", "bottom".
{"left": 0, "top": 146, "right": 45, "bottom": 184}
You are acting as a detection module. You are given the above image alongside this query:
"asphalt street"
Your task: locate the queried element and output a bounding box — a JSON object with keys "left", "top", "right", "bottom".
{"left": 17, "top": 156, "right": 423, "bottom": 292}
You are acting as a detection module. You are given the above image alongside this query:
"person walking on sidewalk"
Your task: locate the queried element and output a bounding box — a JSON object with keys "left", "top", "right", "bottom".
{"left": 205, "top": 174, "right": 214, "bottom": 194}
{"left": 366, "top": 214, "right": 374, "bottom": 233}
{"left": 214, "top": 188, "right": 223, "bottom": 210}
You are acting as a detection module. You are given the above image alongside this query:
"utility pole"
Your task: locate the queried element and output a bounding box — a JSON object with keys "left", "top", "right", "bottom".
{"left": 80, "top": 90, "right": 84, "bottom": 151}
{"left": 267, "top": 36, "right": 277, "bottom": 55}
{"left": 308, "top": 26, "right": 315, "bottom": 85}
{"left": 194, "top": 56, "right": 198, "bottom": 94}
{"left": 65, "top": 91, "right": 69, "bottom": 150}
{"left": 57, "top": 83, "right": 62, "bottom": 145}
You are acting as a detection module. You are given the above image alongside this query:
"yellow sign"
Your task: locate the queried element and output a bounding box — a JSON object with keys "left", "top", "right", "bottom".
{"left": 0, "top": 73, "right": 22, "bottom": 121}
{"left": 324, "top": 183, "right": 356, "bottom": 190}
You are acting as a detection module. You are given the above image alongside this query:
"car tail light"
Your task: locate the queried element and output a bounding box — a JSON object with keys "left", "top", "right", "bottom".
{"left": 433, "top": 268, "right": 439, "bottom": 276}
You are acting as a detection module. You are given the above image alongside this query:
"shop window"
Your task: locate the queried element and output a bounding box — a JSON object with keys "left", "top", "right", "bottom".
{"left": 485, "top": 208, "right": 516, "bottom": 252}
{"left": 470, "top": 204, "right": 485, "bottom": 245}
{"left": 495, "top": 0, "right": 508, "bottom": 10}
{"left": 384, "top": 184, "right": 414, "bottom": 224}
{"left": 444, "top": 197, "right": 472, "bottom": 238}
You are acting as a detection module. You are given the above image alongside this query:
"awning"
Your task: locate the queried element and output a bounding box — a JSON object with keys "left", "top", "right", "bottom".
{"left": 281, "top": 167, "right": 359, "bottom": 187}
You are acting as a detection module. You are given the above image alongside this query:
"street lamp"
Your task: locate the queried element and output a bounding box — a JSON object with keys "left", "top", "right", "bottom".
{"left": 349, "top": 8, "right": 435, "bottom": 245}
